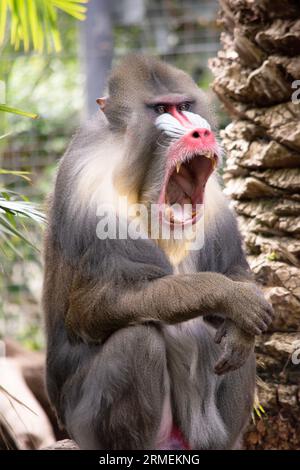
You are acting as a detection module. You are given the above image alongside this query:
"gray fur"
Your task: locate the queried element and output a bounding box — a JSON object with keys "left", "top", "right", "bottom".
{"left": 43, "top": 54, "right": 273, "bottom": 450}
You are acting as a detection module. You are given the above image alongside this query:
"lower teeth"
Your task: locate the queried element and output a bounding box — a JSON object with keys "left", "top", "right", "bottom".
{"left": 165, "top": 203, "right": 196, "bottom": 223}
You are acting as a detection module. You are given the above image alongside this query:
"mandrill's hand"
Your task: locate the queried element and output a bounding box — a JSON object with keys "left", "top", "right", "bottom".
{"left": 214, "top": 319, "right": 254, "bottom": 375}
{"left": 223, "top": 282, "right": 274, "bottom": 336}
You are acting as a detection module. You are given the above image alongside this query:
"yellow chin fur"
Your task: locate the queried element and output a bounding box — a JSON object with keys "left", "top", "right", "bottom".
{"left": 157, "top": 237, "right": 191, "bottom": 266}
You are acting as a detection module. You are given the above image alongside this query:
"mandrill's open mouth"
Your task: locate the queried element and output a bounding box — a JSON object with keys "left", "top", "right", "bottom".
{"left": 155, "top": 109, "right": 221, "bottom": 227}
{"left": 159, "top": 151, "right": 218, "bottom": 226}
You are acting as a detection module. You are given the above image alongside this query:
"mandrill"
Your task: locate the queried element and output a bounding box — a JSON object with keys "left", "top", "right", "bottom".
{"left": 43, "top": 55, "right": 273, "bottom": 450}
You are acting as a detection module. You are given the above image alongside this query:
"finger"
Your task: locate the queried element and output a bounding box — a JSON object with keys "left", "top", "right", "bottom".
{"left": 224, "top": 362, "right": 241, "bottom": 374}
{"left": 242, "top": 321, "right": 262, "bottom": 336}
{"left": 255, "top": 317, "right": 269, "bottom": 332}
{"left": 235, "top": 313, "right": 264, "bottom": 336}
{"left": 214, "top": 347, "right": 235, "bottom": 375}
{"left": 265, "top": 306, "right": 275, "bottom": 321}
{"left": 214, "top": 357, "right": 229, "bottom": 375}
{"left": 215, "top": 355, "right": 239, "bottom": 375}
{"left": 215, "top": 344, "right": 250, "bottom": 374}
{"left": 261, "top": 308, "right": 274, "bottom": 324}
{"left": 214, "top": 325, "right": 226, "bottom": 344}
{"left": 247, "top": 314, "right": 270, "bottom": 334}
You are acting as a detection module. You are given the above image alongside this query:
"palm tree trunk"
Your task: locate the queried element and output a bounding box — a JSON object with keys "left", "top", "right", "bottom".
{"left": 210, "top": 0, "right": 300, "bottom": 449}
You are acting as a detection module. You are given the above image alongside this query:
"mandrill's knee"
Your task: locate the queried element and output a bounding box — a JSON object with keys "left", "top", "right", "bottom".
{"left": 105, "top": 324, "right": 166, "bottom": 362}
{"left": 66, "top": 324, "right": 168, "bottom": 449}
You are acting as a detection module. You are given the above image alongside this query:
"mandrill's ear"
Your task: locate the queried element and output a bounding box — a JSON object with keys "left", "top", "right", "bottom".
{"left": 96, "top": 96, "right": 108, "bottom": 112}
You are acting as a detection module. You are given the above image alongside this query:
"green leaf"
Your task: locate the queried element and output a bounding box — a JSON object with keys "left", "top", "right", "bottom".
{"left": 0, "top": 132, "right": 12, "bottom": 140}
{"left": 0, "top": 0, "right": 88, "bottom": 52}
{"left": 0, "top": 0, "right": 8, "bottom": 44}
{"left": 0, "top": 104, "right": 38, "bottom": 119}
{"left": 0, "top": 169, "right": 31, "bottom": 182}
{"left": 0, "top": 192, "right": 45, "bottom": 254}
{"left": 0, "top": 231, "right": 23, "bottom": 257}
{"left": 17, "top": 0, "right": 30, "bottom": 51}
{"left": 51, "top": 0, "right": 87, "bottom": 20}
{"left": 28, "top": 0, "right": 40, "bottom": 50}
{"left": 0, "top": 213, "right": 36, "bottom": 248}
{"left": 0, "top": 198, "right": 45, "bottom": 223}
{"left": 45, "top": 2, "right": 62, "bottom": 52}
{"left": 10, "top": 3, "right": 18, "bottom": 46}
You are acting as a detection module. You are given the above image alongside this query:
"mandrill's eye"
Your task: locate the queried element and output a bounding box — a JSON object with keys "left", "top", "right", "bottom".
{"left": 177, "top": 102, "right": 191, "bottom": 112}
{"left": 154, "top": 104, "right": 167, "bottom": 115}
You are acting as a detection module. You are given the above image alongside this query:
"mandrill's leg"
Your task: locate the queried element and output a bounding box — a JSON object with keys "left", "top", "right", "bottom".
{"left": 65, "top": 325, "right": 173, "bottom": 450}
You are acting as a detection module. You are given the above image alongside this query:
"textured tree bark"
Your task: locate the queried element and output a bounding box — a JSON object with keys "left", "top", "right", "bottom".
{"left": 210, "top": 0, "right": 300, "bottom": 449}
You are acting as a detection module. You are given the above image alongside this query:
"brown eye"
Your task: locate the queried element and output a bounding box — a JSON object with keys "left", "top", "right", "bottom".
{"left": 155, "top": 104, "right": 167, "bottom": 115}
{"left": 178, "top": 102, "right": 191, "bottom": 112}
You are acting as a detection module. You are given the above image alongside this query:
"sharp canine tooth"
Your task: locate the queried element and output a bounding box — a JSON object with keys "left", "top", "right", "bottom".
{"left": 202, "top": 150, "right": 217, "bottom": 168}
{"left": 204, "top": 150, "right": 214, "bottom": 160}
{"left": 176, "top": 162, "right": 181, "bottom": 173}
{"left": 165, "top": 206, "right": 174, "bottom": 220}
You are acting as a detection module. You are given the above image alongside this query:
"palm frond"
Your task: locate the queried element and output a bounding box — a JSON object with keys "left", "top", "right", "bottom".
{"left": 0, "top": 192, "right": 45, "bottom": 251}
{"left": 0, "top": 169, "right": 31, "bottom": 182}
{"left": 0, "top": 0, "right": 88, "bottom": 52}
{"left": 0, "top": 104, "right": 38, "bottom": 119}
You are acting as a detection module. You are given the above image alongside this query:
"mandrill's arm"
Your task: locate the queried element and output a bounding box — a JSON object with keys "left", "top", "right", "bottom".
{"left": 65, "top": 260, "right": 273, "bottom": 346}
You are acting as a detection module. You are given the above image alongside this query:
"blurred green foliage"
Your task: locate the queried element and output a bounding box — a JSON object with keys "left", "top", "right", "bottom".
{"left": 0, "top": 0, "right": 88, "bottom": 52}
{"left": 0, "top": 3, "right": 86, "bottom": 348}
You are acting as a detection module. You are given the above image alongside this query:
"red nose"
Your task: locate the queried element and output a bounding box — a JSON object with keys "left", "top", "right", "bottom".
{"left": 182, "top": 127, "right": 215, "bottom": 150}
{"left": 189, "top": 128, "right": 213, "bottom": 143}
